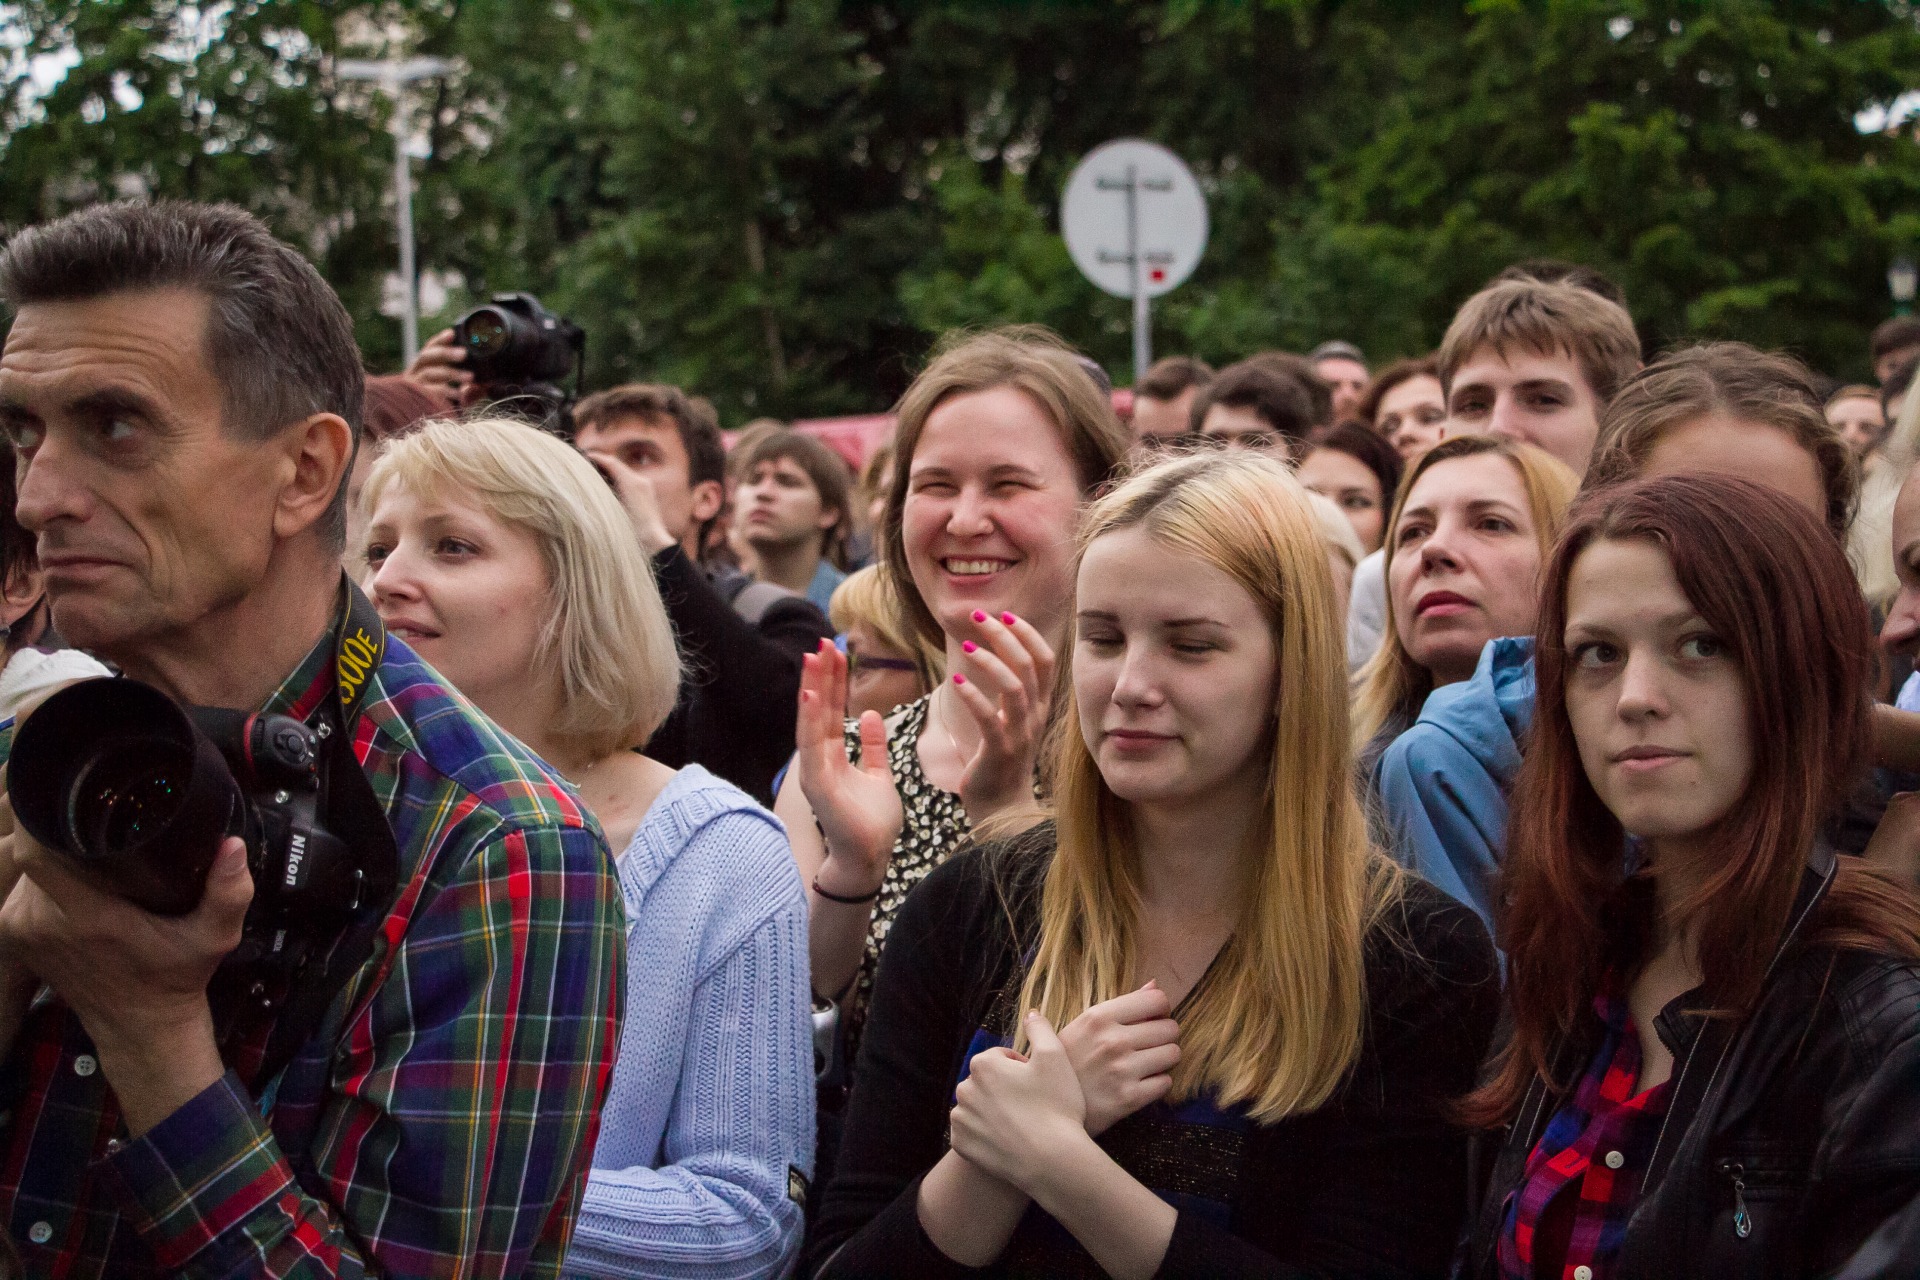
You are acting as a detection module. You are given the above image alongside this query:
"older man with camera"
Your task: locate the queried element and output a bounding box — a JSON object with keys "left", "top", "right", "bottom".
{"left": 0, "top": 201, "right": 626, "bottom": 1278}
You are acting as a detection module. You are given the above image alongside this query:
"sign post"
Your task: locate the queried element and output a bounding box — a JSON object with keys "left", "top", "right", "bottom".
{"left": 1061, "top": 139, "right": 1208, "bottom": 383}
{"left": 338, "top": 57, "right": 456, "bottom": 365}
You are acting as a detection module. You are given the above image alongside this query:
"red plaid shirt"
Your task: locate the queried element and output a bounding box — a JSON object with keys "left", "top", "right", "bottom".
{"left": 1497, "top": 976, "right": 1672, "bottom": 1280}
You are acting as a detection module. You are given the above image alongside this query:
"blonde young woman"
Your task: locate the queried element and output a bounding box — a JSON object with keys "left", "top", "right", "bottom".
{"left": 828, "top": 564, "right": 944, "bottom": 720}
{"left": 810, "top": 453, "right": 1499, "bottom": 1278}
{"left": 360, "top": 417, "right": 814, "bottom": 1279}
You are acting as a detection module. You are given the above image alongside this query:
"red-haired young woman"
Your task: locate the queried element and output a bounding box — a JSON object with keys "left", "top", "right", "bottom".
{"left": 1464, "top": 474, "right": 1920, "bottom": 1280}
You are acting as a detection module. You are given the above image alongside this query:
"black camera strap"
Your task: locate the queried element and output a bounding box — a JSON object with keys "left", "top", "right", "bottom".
{"left": 250, "top": 579, "right": 401, "bottom": 1111}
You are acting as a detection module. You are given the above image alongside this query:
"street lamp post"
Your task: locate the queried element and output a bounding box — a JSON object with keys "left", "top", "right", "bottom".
{"left": 1891, "top": 255, "right": 1917, "bottom": 318}
{"left": 337, "top": 56, "right": 455, "bottom": 365}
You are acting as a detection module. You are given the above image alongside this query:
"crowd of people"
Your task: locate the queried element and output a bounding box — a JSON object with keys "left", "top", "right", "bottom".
{"left": 1, "top": 198, "right": 1920, "bottom": 1280}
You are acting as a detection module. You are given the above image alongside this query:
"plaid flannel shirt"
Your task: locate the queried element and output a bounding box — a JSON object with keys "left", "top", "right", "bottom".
{"left": 0, "top": 630, "right": 627, "bottom": 1278}
{"left": 1497, "top": 977, "right": 1672, "bottom": 1280}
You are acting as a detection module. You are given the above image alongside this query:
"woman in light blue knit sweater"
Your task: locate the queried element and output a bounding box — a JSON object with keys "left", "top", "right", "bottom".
{"left": 359, "top": 416, "right": 815, "bottom": 1279}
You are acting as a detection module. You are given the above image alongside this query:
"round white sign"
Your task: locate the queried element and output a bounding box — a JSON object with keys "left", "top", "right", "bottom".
{"left": 1060, "top": 139, "right": 1208, "bottom": 299}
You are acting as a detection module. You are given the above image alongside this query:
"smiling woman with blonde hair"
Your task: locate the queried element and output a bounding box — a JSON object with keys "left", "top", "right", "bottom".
{"left": 360, "top": 415, "right": 816, "bottom": 1278}
{"left": 812, "top": 452, "right": 1498, "bottom": 1278}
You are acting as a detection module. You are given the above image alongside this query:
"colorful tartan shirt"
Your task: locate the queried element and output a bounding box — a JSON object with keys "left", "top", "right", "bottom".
{"left": 1497, "top": 978, "right": 1672, "bottom": 1280}
{"left": 0, "top": 629, "right": 627, "bottom": 1278}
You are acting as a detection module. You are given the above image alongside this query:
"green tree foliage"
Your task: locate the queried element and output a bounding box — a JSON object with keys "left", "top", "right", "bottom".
{"left": 0, "top": 1, "right": 401, "bottom": 360}
{"left": 1282, "top": 0, "right": 1920, "bottom": 377}
{"left": 5, "top": 1, "right": 1920, "bottom": 417}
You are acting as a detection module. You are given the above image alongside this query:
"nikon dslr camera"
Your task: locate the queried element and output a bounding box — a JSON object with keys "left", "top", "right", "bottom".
{"left": 452, "top": 291, "right": 585, "bottom": 431}
{"left": 11, "top": 679, "right": 362, "bottom": 943}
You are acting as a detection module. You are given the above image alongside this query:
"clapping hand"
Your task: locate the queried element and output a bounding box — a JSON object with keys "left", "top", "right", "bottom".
{"left": 949, "top": 610, "right": 1054, "bottom": 825}
{"left": 1058, "top": 982, "right": 1182, "bottom": 1136}
{"left": 796, "top": 641, "right": 905, "bottom": 896}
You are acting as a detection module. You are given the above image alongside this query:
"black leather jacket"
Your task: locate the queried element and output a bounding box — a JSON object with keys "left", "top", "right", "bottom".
{"left": 1466, "top": 847, "right": 1920, "bottom": 1279}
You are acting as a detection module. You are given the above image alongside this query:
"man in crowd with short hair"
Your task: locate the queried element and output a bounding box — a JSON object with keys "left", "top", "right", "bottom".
{"left": 1128, "top": 355, "right": 1212, "bottom": 460}
{"left": 0, "top": 200, "right": 624, "bottom": 1278}
{"left": 574, "top": 385, "right": 831, "bottom": 804}
{"left": 1192, "top": 357, "right": 1320, "bottom": 457}
{"left": 1873, "top": 315, "right": 1920, "bottom": 387}
{"left": 1492, "top": 256, "right": 1630, "bottom": 308}
{"left": 1437, "top": 275, "right": 1641, "bottom": 477}
{"left": 1348, "top": 273, "right": 1641, "bottom": 671}
{"left": 1310, "top": 339, "right": 1370, "bottom": 422}
{"left": 735, "top": 428, "right": 853, "bottom": 613}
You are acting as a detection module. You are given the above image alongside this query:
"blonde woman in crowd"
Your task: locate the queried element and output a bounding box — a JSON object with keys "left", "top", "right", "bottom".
{"left": 1829, "top": 382, "right": 1902, "bottom": 607}
{"left": 828, "top": 564, "right": 943, "bottom": 720}
{"left": 810, "top": 452, "right": 1498, "bottom": 1277}
{"left": 360, "top": 417, "right": 814, "bottom": 1280}
{"left": 779, "top": 328, "right": 1130, "bottom": 1208}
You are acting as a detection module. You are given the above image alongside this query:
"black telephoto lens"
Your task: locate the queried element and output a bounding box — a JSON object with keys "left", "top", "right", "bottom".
{"left": 451, "top": 292, "right": 583, "bottom": 389}
{"left": 461, "top": 307, "right": 513, "bottom": 360}
{"left": 11, "top": 679, "right": 244, "bottom": 916}
{"left": 67, "top": 738, "right": 195, "bottom": 858}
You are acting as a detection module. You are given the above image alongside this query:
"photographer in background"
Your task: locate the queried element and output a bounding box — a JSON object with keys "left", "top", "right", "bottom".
{"left": 574, "top": 384, "right": 832, "bottom": 805}
{"left": 405, "top": 293, "right": 582, "bottom": 429}
{"left": 407, "top": 324, "right": 481, "bottom": 411}
{"left": 0, "top": 201, "right": 625, "bottom": 1278}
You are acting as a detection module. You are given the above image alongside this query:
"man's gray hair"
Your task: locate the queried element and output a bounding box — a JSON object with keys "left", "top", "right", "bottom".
{"left": 0, "top": 200, "right": 364, "bottom": 546}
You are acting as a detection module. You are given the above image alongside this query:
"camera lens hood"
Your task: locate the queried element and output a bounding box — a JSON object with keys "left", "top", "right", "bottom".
{"left": 11, "top": 677, "right": 241, "bottom": 916}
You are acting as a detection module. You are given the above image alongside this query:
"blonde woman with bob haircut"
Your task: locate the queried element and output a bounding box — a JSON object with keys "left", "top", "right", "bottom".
{"left": 811, "top": 453, "right": 1499, "bottom": 1279}
{"left": 361, "top": 416, "right": 816, "bottom": 1280}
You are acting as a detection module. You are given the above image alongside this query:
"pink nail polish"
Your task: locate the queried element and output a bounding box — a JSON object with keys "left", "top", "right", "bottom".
{"left": 1001, "top": 612, "right": 1017, "bottom": 626}
{"left": 962, "top": 641, "right": 977, "bottom": 654}
{"left": 972, "top": 610, "right": 988, "bottom": 623}
{"left": 953, "top": 673, "right": 966, "bottom": 685}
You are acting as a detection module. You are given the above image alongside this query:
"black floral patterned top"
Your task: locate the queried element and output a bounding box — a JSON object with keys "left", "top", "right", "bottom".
{"left": 839, "top": 692, "right": 970, "bottom": 1058}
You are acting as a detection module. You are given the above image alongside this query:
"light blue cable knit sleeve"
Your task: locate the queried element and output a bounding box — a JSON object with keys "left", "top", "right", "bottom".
{"left": 564, "top": 766, "right": 815, "bottom": 1280}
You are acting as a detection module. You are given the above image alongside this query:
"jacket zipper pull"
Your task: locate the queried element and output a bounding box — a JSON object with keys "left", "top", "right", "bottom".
{"left": 1722, "top": 1161, "right": 1752, "bottom": 1239}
